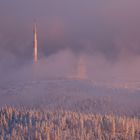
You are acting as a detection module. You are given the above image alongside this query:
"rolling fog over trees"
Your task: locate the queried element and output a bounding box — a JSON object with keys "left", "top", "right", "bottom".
{"left": 1, "top": 1, "right": 140, "bottom": 82}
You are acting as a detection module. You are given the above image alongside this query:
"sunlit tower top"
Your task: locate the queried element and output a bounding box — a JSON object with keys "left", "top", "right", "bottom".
{"left": 33, "top": 23, "right": 38, "bottom": 63}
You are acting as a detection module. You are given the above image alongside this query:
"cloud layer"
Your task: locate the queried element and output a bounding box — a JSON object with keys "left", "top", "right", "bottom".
{"left": 1, "top": 1, "right": 140, "bottom": 82}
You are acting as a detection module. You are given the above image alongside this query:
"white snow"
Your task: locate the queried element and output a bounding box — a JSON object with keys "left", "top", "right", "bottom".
{"left": 0, "top": 79, "right": 140, "bottom": 117}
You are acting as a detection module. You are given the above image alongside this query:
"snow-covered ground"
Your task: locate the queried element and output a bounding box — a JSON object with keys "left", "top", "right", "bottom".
{"left": 0, "top": 79, "right": 140, "bottom": 116}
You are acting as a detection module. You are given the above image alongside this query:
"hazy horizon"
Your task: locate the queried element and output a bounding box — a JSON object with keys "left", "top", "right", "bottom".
{"left": 1, "top": 1, "right": 140, "bottom": 82}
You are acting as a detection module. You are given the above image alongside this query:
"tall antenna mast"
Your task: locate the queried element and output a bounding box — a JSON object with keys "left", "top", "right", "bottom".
{"left": 33, "top": 22, "right": 38, "bottom": 63}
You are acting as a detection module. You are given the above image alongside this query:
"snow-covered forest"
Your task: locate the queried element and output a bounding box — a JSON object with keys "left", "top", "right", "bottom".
{"left": 0, "top": 106, "right": 139, "bottom": 140}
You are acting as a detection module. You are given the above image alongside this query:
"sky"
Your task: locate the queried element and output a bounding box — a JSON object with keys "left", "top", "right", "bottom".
{"left": 1, "top": 0, "right": 140, "bottom": 82}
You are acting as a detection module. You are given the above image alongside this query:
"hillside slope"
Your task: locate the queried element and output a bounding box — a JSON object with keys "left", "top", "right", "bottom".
{"left": 0, "top": 79, "right": 140, "bottom": 116}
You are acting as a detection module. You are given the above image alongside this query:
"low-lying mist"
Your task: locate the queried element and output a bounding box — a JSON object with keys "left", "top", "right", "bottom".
{"left": 1, "top": 48, "right": 140, "bottom": 83}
